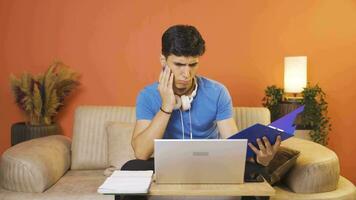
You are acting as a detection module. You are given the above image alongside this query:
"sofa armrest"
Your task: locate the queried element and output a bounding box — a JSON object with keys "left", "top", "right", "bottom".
{"left": 0, "top": 135, "right": 71, "bottom": 193}
{"left": 281, "top": 137, "right": 340, "bottom": 193}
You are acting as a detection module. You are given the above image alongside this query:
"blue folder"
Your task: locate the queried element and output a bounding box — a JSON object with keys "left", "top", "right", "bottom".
{"left": 228, "top": 106, "right": 305, "bottom": 158}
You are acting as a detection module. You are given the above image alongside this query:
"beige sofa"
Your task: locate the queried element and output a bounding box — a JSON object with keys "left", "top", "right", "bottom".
{"left": 0, "top": 106, "right": 355, "bottom": 200}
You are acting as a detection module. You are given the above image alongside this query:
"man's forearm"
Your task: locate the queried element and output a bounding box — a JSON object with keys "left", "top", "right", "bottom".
{"left": 132, "top": 110, "right": 171, "bottom": 160}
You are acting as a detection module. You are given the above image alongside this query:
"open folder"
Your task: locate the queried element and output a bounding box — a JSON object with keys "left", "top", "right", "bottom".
{"left": 228, "top": 106, "right": 304, "bottom": 158}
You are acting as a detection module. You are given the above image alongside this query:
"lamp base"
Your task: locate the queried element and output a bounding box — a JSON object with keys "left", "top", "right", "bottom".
{"left": 284, "top": 96, "right": 303, "bottom": 103}
{"left": 284, "top": 92, "right": 303, "bottom": 103}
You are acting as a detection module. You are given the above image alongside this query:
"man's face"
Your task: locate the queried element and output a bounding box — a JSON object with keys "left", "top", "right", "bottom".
{"left": 163, "top": 55, "right": 199, "bottom": 94}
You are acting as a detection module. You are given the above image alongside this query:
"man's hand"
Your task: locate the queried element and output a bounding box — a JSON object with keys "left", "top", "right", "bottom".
{"left": 158, "top": 67, "right": 175, "bottom": 112}
{"left": 248, "top": 135, "right": 281, "bottom": 166}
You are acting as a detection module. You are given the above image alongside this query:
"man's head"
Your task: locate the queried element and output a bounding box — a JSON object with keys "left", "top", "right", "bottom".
{"left": 160, "top": 25, "right": 205, "bottom": 95}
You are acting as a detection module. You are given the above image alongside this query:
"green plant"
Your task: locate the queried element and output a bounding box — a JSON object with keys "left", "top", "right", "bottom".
{"left": 262, "top": 84, "right": 331, "bottom": 145}
{"left": 300, "top": 84, "right": 331, "bottom": 145}
{"left": 10, "top": 61, "right": 80, "bottom": 125}
{"left": 262, "top": 85, "right": 284, "bottom": 121}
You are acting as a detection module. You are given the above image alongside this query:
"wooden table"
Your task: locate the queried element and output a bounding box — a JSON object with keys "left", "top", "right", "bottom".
{"left": 115, "top": 179, "right": 275, "bottom": 200}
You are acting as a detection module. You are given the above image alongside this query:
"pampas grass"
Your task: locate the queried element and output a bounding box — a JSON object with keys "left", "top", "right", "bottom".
{"left": 10, "top": 61, "right": 79, "bottom": 125}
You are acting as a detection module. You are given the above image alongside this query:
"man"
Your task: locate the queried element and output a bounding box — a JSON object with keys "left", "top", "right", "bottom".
{"left": 121, "top": 26, "right": 281, "bottom": 200}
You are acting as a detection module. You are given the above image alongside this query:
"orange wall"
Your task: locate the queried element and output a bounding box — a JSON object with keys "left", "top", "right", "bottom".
{"left": 1, "top": 0, "right": 355, "bottom": 183}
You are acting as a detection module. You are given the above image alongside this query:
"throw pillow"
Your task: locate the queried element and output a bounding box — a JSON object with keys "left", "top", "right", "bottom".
{"left": 105, "top": 121, "right": 136, "bottom": 176}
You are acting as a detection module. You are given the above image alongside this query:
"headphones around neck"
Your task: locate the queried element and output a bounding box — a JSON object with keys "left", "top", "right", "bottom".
{"left": 173, "top": 77, "right": 198, "bottom": 111}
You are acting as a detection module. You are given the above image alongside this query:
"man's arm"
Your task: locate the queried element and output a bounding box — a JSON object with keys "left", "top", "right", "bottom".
{"left": 217, "top": 118, "right": 238, "bottom": 139}
{"left": 131, "top": 111, "right": 170, "bottom": 160}
{"left": 132, "top": 67, "right": 175, "bottom": 160}
{"left": 218, "top": 118, "right": 257, "bottom": 162}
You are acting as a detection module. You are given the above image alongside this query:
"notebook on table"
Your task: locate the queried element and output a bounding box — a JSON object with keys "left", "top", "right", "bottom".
{"left": 98, "top": 170, "right": 153, "bottom": 194}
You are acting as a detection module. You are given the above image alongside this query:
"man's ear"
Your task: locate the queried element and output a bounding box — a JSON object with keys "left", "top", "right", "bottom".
{"left": 160, "top": 54, "right": 167, "bottom": 67}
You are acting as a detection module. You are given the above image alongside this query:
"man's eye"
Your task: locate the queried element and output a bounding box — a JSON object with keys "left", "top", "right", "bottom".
{"left": 174, "top": 63, "right": 197, "bottom": 67}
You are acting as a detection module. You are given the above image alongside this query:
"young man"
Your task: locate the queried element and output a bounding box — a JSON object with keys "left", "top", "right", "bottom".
{"left": 122, "top": 24, "right": 280, "bottom": 174}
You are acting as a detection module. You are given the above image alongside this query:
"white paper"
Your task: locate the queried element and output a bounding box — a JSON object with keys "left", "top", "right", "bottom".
{"left": 98, "top": 170, "right": 153, "bottom": 194}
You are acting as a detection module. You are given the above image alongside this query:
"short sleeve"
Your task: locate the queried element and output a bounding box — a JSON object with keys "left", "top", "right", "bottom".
{"left": 216, "top": 85, "right": 233, "bottom": 121}
{"left": 136, "top": 90, "right": 155, "bottom": 120}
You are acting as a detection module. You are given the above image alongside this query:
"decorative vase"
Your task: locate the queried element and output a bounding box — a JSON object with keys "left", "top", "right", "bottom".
{"left": 11, "top": 122, "right": 61, "bottom": 146}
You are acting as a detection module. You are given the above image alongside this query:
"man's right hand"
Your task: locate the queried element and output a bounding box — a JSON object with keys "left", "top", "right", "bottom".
{"left": 158, "top": 66, "right": 175, "bottom": 113}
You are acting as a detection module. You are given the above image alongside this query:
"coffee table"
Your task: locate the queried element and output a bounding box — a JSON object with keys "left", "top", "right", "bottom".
{"left": 114, "top": 178, "right": 275, "bottom": 200}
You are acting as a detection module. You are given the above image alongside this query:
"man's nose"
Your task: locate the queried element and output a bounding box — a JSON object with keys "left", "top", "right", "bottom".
{"left": 181, "top": 66, "right": 191, "bottom": 78}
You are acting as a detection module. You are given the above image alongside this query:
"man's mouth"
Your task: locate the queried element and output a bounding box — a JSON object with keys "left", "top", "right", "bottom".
{"left": 177, "top": 80, "right": 191, "bottom": 85}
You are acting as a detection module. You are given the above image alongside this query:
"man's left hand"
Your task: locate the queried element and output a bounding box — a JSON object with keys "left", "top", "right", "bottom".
{"left": 248, "top": 135, "right": 281, "bottom": 166}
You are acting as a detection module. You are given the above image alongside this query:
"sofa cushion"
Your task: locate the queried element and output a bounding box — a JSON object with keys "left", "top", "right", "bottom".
{"left": 281, "top": 137, "right": 340, "bottom": 193}
{"left": 104, "top": 121, "right": 136, "bottom": 175}
{"left": 44, "top": 170, "right": 112, "bottom": 200}
{"left": 232, "top": 107, "right": 270, "bottom": 130}
{"left": 265, "top": 146, "right": 300, "bottom": 185}
{"left": 272, "top": 176, "right": 356, "bottom": 200}
{"left": 0, "top": 135, "right": 71, "bottom": 193}
{"left": 71, "top": 106, "right": 136, "bottom": 170}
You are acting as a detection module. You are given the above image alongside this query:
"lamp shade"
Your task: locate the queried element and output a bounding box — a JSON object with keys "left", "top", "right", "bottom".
{"left": 284, "top": 56, "right": 307, "bottom": 93}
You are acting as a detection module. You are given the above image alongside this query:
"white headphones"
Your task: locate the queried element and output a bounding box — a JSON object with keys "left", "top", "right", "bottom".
{"left": 172, "top": 77, "right": 198, "bottom": 140}
{"left": 173, "top": 77, "right": 198, "bottom": 111}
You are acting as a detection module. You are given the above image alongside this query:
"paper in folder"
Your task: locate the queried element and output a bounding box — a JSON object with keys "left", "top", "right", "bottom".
{"left": 228, "top": 106, "right": 304, "bottom": 158}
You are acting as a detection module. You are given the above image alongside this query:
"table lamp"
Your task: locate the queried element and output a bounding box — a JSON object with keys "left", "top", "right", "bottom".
{"left": 284, "top": 56, "right": 307, "bottom": 102}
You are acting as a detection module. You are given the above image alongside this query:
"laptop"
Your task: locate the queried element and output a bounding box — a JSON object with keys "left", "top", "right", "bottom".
{"left": 154, "top": 139, "right": 247, "bottom": 184}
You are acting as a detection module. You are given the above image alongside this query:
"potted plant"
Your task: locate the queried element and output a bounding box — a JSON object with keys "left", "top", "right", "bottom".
{"left": 262, "top": 84, "right": 331, "bottom": 145}
{"left": 299, "top": 84, "right": 331, "bottom": 145}
{"left": 10, "top": 61, "right": 79, "bottom": 146}
{"left": 262, "top": 85, "right": 284, "bottom": 122}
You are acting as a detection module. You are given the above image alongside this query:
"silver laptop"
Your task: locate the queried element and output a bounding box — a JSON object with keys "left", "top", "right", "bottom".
{"left": 154, "top": 139, "right": 247, "bottom": 184}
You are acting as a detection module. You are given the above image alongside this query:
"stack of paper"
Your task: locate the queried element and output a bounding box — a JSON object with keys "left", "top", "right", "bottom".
{"left": 98, "top": 170, "right": 153, "bottom": 194}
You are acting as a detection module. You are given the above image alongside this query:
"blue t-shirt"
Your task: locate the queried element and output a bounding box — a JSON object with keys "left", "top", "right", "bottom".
{"left": 136, "top": 76, "right": 233, "bottom": 139}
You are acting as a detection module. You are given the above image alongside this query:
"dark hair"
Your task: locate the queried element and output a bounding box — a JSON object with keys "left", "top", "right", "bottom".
{"left": 161, "top": 25, "right": 205, "bottom": 58}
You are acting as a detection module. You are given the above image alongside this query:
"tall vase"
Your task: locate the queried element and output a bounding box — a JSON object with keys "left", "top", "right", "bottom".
{"left": 11, "top": 122, "right": 61, "bottom": 146}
